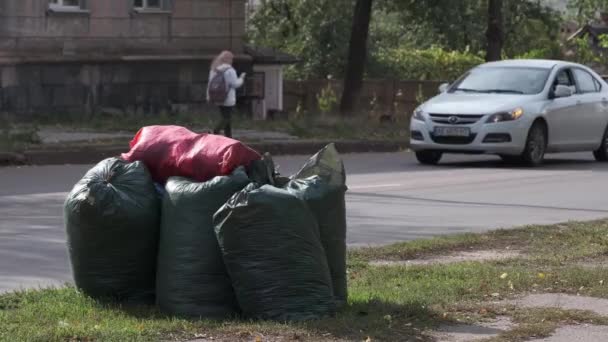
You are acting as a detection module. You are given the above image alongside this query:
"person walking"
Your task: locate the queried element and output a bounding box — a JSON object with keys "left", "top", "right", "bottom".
{"left": 207, "top": 50, "right": 246, "bottom": 138}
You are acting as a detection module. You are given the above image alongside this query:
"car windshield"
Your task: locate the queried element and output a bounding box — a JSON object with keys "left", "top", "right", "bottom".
{"left": 450, "top": 67, "right": 551, "bottom": 95}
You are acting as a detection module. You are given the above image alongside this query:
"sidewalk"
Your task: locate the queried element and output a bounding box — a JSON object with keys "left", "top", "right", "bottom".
{"left": 36, "top": 127, "right": 301, "bottom": 145}
{"left": 1, "top": 127, "right": 406, "bottom": 166}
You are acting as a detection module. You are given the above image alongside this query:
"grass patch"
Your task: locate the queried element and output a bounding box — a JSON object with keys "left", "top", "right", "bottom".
{"left": 3, "top": 220, "right": 608, "bottom": 341}
{"left": 0, "top": 288, "right": 434, "bottom": 342}
{"left": 1, "top": 110, "right": 407, "bottom": 152}
{"left": 483, "top": 307, "right": 608, "bottom": 341}
{"left": 238, "top": 114, "right": 408, "bottom": 141}
{"left": 0, "top": 122, "right": 41, "bottom": 152}
{"left": 350, "top": 220, "right": 608, "bottom": 264}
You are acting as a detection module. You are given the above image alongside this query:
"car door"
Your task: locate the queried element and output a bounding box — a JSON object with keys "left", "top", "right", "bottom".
{"left": 544, "top": 68, "right": 580, "bottom": 149}
{"left": 571, "top": 68, "right": 608, "bottom": 147}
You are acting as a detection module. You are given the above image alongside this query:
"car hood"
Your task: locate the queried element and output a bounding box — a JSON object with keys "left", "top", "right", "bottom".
{"left": 421, "top": 93, "right": 530, "bottom": 115}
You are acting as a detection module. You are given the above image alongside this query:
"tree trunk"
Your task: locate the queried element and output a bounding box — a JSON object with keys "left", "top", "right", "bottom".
{"left": 339, "top": 0, "right": 373, "bottom": 115}
{"left": 485, "top": 0, "right": 503, "bottom": 62}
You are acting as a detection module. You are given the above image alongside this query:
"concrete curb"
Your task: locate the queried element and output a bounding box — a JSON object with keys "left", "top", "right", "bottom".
{"left": 0, "top": 152, "right": 27, "bottom": 166}
{"left": 1, "top": 140, "right": 407, "bottom": 166}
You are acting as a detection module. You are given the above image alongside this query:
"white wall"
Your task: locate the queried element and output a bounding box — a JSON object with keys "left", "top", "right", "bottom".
{"left": 253, "top": 64, "right": 283, "bottom": 117}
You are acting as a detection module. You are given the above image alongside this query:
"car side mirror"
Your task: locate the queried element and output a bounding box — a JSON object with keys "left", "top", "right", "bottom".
{"left": 553, "top": 85, "right": 573, "bottom": 98}
{"left": 438, "top": 83, "right": 449, "bottom": 93}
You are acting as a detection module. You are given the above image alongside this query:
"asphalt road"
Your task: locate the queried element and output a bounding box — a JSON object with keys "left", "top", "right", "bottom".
{"left": 1, "top": 152, "right": 608, "bottom": 293}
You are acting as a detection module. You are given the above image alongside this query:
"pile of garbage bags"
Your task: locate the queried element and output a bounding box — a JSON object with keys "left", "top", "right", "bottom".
{"left": 64, "top": 125, "right": 348, "bottom": 321}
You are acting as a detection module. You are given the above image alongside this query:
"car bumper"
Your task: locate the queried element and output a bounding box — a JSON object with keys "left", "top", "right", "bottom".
{"left": 409, "top": 118, "right": 529, "bottom": 155}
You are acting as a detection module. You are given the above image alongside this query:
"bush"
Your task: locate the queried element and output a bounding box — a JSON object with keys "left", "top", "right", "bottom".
{"left": 515, "top": 48, "right": 557, "bottom": 60}
{"left": 370, "top": 46, "right": 484, "bottom": 81}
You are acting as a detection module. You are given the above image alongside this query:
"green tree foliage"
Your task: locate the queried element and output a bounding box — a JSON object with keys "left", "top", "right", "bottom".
{"left": 247, "top": 0, "right": 562, "bottom": 80}
{"left": 503, "top": 1, "right": 562, "bottom": 58}
{"left": 379, "top": 0, "right": 485, "bottom": 52}
{"left": 568, "top": 33, "right": 608, "bottom": 66}
{"left": 247, "top": 0, "right": 354, "bottom": 80}
{"left": 568, "top": 0, "right": 608, "bottom": 23}
{"left": 371, "top": 46, "right": 485, "bottom": 81}
{"left": 380, "top": 0, "right": 561, "bottom": 57}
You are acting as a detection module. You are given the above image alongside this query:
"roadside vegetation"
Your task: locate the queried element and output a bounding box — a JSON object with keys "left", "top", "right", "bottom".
{"left": 3, "top": 219, "right": 608, "bottom": 341}
{"left": 0, "top": 111, "right": 409, "bottom": 154}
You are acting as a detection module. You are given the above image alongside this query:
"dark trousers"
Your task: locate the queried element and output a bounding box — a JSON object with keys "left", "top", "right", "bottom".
{"left": 213, "top": 106, "right": 232, "bottom": 138}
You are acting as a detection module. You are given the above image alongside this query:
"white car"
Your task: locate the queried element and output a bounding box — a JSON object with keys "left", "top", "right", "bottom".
{"left": 410, "top": 59, "right": 608, "bottom": 166}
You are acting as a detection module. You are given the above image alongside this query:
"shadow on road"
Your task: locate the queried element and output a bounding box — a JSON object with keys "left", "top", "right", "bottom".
{"left": 437, "top": 157, "right": 602, "bottom": 171}
{"left": 338, "top": 152, "right": 607, "bottom": 176}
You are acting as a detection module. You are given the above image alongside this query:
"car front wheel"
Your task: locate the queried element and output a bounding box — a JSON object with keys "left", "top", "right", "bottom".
{"left": 593, "top": 125, "right": 608, "bottom": 162}
{"left": 521, "top": 122, "right": 547, "bottom": 167}
{"left": 415, "top": 151, "right": 443, "bottom": 165}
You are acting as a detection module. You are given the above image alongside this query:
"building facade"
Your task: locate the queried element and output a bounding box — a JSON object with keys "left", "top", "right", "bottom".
{"left": 0, "top": 0, "right": 290, "bottom": 119}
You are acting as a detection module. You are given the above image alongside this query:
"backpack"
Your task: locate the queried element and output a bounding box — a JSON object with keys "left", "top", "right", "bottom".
{"left": 208, "top": 68, "right": 229, "bottom": 104}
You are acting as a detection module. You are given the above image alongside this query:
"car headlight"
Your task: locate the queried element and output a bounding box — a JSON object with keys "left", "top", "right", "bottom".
{"left": 485, "top": 108, "right": 524, "bottom": 123}
{"left": 413, "top": 108, "right": 425, "bottom": 121}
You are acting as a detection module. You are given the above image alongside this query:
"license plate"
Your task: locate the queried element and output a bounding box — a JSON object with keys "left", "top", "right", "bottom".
{"left": 434, "top": 126, "right": 471, "bottom": 137}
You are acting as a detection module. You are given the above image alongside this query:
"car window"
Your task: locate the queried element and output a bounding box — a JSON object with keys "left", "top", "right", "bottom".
{"left": 449, "top": 67, "right": 550, "bottom": 95}
{"left": 553, "top": 69, "right": 577, "bottom": 94}
{"left": 573, "top": 69, "right": 600, "bottom": 93}
{"left": 594, "top": 78, "right": 602, "bottom": 91}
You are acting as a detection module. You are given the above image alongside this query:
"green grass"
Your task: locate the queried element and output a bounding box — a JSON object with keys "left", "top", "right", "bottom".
{"left": 0, "top": 288, "right": 434, "bottom": 342}
{"left": 237, "top": 114, "right": 408, "bottom": 141}
{"left": 0, "top": 110, "right": 408, "bottom": 153}
{"left": 3, "top": 220, "right": 608, "bottom": 341}
{"left": 490, "top": 307, "right": 608, "bottom": 341}
{"left": 0, "top": 124, "right": 40, "bottom": 152}
{"left": 350, "top": 220, "right": 608, "bottom": 264}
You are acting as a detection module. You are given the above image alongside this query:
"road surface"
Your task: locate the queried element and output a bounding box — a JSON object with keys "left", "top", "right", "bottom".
{"left": 1, "top": 152, "right": 608, "bottom": 293}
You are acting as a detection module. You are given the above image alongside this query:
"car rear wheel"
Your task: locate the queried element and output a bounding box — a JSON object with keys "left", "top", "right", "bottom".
{"left": 521, "top": 122, "right": 547, "bottom": 167}
{"left": 415, "top": 151, "right": 443, "bottom": 165}
{"left": 593, "top": 126, "right": 608, "bottom": 162}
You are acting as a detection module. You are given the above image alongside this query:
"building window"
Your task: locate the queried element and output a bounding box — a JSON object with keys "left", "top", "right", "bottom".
{"left": 49, "top": 0, "right": 81, "bottom": 9}
{"left": 134, "top": 0, "right": 162, "bottom": 10}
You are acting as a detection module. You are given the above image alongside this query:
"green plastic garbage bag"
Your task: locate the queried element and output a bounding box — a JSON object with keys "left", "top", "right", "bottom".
{"left": 247, "top": 153, "right": 276, "bottom": 186}
{"left": 214, "top": 184, "right": 334, "bottom": 321}
{"left": 292, "top": 143, "right": 346, "bottom": 187}
{"left": 289, "top": 144, "right": 348, "bottom": 306}
{"left": 64, "top": 158, "right": 160, "bottom": 303}
{"left": 156, "top": 168, "right": 250, "bottom": 318}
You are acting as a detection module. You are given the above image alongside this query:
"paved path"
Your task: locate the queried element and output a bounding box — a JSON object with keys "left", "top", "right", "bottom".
{"left": 36, "top": 127, "right": 298, "bottom": 144}
{"left": 1, "top": 152, "right": 608, "bottom": 292}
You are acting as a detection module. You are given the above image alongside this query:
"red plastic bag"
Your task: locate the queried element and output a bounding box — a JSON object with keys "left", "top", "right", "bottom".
{"left": 121, "top": 126, "right": 261, "bottom": 183}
